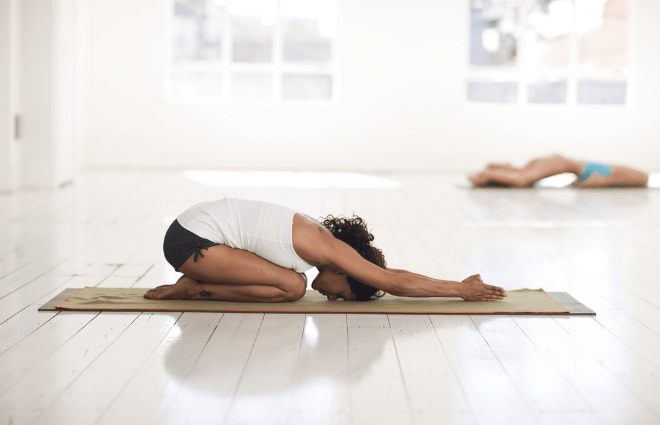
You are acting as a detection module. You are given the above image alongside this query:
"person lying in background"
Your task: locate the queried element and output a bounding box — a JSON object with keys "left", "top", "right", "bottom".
{"left": 468, "top": 154, "right": 649, "bottom": 188}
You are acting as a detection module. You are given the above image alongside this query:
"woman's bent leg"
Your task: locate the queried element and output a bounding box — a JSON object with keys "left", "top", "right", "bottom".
{"left": 144, "top": 275, "right": 302, "bottom": 302}
{"left": 145, "top": 244, "right": 307, "bottom": 302}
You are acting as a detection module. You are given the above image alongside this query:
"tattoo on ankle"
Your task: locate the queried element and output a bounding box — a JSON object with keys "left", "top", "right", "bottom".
{"left": 318, "top": 226, "right": 324, "bottom": 233}
{"left": 199, "top": 290, "right": 213, "bottom": 298}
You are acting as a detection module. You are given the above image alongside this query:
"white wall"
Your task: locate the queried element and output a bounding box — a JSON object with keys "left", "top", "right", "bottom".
{"left": 53, "top": 0, "right": 76, "bottom": 185}
{"left": 81, "top": 0, "right": 660, "bottom": 172}
{"left": 0, "top": 0, "right": 21, "bottom": 191}
{"left": 20, "top": 0, "right": 54, "bottom": 187}
{"left": 20, "top": 0, "right": 76, "bottom": 189}
{"left": 0, "top": 0, "right": 77, "bottom": 191}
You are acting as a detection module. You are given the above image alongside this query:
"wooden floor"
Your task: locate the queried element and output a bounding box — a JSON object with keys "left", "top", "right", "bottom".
{"left": 1, "top": 169, "right": 660, "bottom": 425}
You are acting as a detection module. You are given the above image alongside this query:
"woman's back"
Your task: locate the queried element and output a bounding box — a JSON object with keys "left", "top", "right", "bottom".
{"left": 176, "top": 198, "right": 313, "bottom": 273}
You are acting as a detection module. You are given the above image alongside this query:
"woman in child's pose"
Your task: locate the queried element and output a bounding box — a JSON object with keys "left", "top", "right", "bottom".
{"left": 144, "top": 198, "right": 506, "bottom": 303}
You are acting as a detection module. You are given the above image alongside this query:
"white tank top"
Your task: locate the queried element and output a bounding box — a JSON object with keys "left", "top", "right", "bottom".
{"left": 176, "top": 198, "right": 314, "bottom": 273}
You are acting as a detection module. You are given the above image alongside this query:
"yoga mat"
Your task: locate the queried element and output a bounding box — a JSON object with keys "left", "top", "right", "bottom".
{"left": 39, "top": 288, "right": 594, "bottom": 315}
{"left": 458, "top": 172, "right": 660, "bottom": 189}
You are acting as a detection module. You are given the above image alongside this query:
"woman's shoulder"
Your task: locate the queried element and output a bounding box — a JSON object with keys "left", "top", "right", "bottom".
{"left": 291, "top": 213, "right": 334, "bottom": 266}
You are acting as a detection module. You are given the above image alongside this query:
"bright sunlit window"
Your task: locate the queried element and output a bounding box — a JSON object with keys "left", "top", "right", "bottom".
{"left": 468, "top": 0, "right": 630, "bottom": 105}
{"left": 169, "top": 0, "right": 336, "bottom": 102}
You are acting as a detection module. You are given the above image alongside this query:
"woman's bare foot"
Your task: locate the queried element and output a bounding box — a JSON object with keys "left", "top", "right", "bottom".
{"left": 144, "top": 275, "right": 197, "bottom": 300}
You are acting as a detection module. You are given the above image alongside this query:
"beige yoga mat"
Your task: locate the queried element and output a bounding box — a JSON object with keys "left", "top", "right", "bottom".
{"left": 38, "top": 287, "right": 585, "bottom": 314}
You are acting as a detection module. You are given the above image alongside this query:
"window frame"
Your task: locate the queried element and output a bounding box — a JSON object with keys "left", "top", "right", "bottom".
{"left": 166, "top": 0, "right": 336, "bottom": 104}
{"left": 465, "top": 0, "right": 634, "bottom": 109}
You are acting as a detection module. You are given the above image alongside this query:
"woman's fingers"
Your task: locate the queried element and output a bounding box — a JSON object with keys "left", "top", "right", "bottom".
{"left": 487, "top": 284, "right": 506, "bottom": 295}
{"left": 460, "top": 274, "right": 507, "bottom": 301}
{"left": 477, "top": 295, "right": 505, "bottom": 301}
{"left": 483, "top": 282, "right": 505, "bottom": 291}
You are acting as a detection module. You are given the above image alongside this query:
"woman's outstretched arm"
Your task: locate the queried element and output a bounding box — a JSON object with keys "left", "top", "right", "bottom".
{"left": 385, "top": 268, "right": 505, "bottom": 301}
{"left": 293, "top": 217, "right": 506, "bottom": 301}
{"left": 328, "top": 239, "right": 505, "bottom": 300}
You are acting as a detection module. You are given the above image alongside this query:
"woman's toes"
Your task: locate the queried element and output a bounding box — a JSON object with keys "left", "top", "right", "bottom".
{"left": 143, "top": 285, "right": 172, "bottom": 300}
{"left": 144, "top": 289, "right": 160, "bottom": 299}
{"left": 143, "top": 281, "right": 198, "bottom": 301}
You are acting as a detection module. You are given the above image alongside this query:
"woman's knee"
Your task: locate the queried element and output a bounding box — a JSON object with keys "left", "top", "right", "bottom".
{"left": 281, "top": 273, "right": 307, "bottom": 301}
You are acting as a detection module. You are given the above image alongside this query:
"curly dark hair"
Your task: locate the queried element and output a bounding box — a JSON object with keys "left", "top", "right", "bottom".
{"left": 321, "top": 214, "right": 387, "bottom": 301}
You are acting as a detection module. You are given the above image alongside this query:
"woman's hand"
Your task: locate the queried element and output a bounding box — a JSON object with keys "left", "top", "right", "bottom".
{"left": 459, "top": 274, "right": 507, "bottom": 301}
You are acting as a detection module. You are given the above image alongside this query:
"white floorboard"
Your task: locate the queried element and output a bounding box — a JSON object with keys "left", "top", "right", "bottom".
{"left": 0, "top": 169, "right": 659, "bottom": 425}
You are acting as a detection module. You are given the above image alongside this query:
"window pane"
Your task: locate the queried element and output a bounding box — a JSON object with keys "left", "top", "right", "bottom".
{"left": 528, "top": 81, "right": 567, "bottom": 103}
{"left": 232, "top": 73, "right": 272, "bottom": 99}
{"left": 230, "top": 0, "right": 276, "bottom": 62}
{"left": 281, "top": 0, "right": 335, "bottom": 62}
{"left": 171, "top": 72, "right": 223, "bottom": 100}
{"left": 577, "top": 0, "right": 628, "bottom": 69}
{"left": 470, "top": 0, "right": 520, "bottom": 67}
{"left": 577, "top": 80, "right": 626, "bottom": 104}
{"left": 282, "top": 75, "right": 332, "bottom": 100}
{"left": 172, "top": 0, "right": 224, "bottom": 61}
{"left": 468, "top": 81, "right": 518, "bottom": 103}
{"left": 525, "top": 0, "right": 573, "bottom": 70}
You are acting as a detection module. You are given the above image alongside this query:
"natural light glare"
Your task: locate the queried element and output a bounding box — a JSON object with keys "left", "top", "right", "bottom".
{"left": 463, "top": 221, "right": 631, "bottom": 228}
{"left": 303, "top": 316, "right": 320, "bottom": 347}
{"left": 647, "top": 172, "right": 660, "bottom": 188}
{"left": 228, "top": 0, "right": 277, "bottom": 16}
{"left": 482, "top": 28, "right": 501, "bottom": 52}
{"left": 281, "top": 0, "right": 336, "bottom": 37}
{"left": 183, "top": 170, "right": 402, "bottom": 188}
{"left": 162, "top": 215, "right": 177, "bottom": 225}
{"left": 523, "top": 172, "right": 659, "bottom": 188}
{"left": 535, "top": 173, "right": 576, "bottom": 187}
{"left": 167, "top": 323, "right": 183, "bottom": 338}
{"left": 260, "top": 15, "right": 276, "bottom": 26}
{"left": 305, "top": 269, "right": 319, "bottom": 289}
{"left": 525, "top": 0, "right": 609, "bottom": 39}
{"left": 575, "top": 0, "right": 608, "bottom": 36}
{"left": 527, "top": 0, "right": 573, "bottom": 39}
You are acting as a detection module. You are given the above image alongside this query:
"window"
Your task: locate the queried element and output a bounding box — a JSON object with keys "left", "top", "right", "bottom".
{"left": 169, "top": 0, "right": 336, "bottom": 102}
{"left": 468, "top": 0, "right": 630, "bottom": 105}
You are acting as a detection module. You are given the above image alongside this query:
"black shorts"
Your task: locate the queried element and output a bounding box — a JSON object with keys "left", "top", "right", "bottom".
{"left": 163, "top": 219, "right": 220, "bottom": 271}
